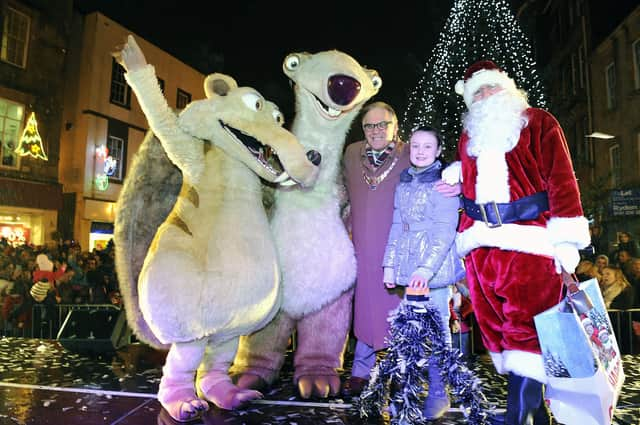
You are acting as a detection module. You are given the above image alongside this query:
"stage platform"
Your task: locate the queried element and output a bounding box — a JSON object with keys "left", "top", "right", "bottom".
{"left": 0, "top": 337, "right": 638, "bottom": 424}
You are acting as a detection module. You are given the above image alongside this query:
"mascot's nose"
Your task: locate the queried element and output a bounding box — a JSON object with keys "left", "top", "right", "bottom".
{"left": 327, "top": 74, "right": 361, "bottom": 106}
{"left": 306, "top": 150, "right": 322, "bottom": 166}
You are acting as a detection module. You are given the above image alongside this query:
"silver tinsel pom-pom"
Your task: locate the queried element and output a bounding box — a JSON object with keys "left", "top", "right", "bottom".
{"left": 358, "top": 295, "right": 492, "bottom": 424}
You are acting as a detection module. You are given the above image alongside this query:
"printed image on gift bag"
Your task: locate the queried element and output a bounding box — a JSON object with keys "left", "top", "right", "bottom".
{"left": 534, "top": 277, "right": 625, "bottom": 425}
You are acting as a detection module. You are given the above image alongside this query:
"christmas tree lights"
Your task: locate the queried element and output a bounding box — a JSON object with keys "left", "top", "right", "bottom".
{"left": 403, "top": 0, "right": 547, "bottom": 160}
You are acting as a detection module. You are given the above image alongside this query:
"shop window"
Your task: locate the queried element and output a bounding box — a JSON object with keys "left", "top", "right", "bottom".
{"left": 0, "top": 97, "right": 23, "bottom": 169}
{"left": 1, "top": 5, "right": 30, "bottom": 68}
{"left": 110, "top": 58, "right": 131, "bottom": 108}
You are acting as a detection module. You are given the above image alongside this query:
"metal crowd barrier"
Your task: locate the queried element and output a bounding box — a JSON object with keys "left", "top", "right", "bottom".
{"left": 30, "top": 303, "right": 120, "bottom": 340}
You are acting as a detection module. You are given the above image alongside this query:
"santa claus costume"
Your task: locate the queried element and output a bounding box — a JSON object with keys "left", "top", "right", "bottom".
{"left": 444, "top": 60, "right": 591, "bottom": 424}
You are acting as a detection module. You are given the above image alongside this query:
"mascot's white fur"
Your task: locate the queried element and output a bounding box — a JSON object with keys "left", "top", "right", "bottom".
{"left": 233, "top": 51, "right": 381, "bottom": 398}
{"left": 113, "top": 36, "right": 319, "bottom": 422}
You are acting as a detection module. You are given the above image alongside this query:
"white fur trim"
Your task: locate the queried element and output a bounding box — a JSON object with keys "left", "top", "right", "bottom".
{"left": 546, "top": 216, "right": 590, "bottom": 249}
{"left": 462, "top": 69, "right": 518, "bottom": 108}
{"left": 455, "top": 80, "right": 465, "bottom": 95}
{"left": 441, "top": 161, "right": 462, "bottom": 185}
{"left": 456, "top": 221, "right": 555, "bottom": 258}
{"left": 490, "top": 351, "right": 505, "bottom": 374}
{"left": 489, "top": 350, "right": 548, "bottom": 383}
{"left": 475, "top": 151, "right": 510, "bottom": 203}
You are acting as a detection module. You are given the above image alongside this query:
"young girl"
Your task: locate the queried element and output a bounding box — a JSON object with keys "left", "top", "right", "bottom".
{"left": 382, "top": 126, "right": 465, "bottom": 420}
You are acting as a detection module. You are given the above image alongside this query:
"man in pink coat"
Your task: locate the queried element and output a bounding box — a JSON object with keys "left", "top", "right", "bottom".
{"left": 343, "top": 102, "right": 410, "bottom": 396}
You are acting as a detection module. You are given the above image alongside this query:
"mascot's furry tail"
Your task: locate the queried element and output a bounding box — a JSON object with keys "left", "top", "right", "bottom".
{"left": 114, "top": 131, "right": 182, "bottom": 350}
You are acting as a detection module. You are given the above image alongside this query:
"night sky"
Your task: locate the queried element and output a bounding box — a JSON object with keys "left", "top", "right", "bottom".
{"left": 74, "top": 0, "right": 636, "bottom": 133}
{"left": 75, "top": 0, "right": 493, "bottom": 125}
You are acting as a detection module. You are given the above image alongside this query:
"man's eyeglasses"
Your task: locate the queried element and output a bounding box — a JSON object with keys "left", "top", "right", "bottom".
{"left": 363, "top": 121, "right": 393, "bottom": 131}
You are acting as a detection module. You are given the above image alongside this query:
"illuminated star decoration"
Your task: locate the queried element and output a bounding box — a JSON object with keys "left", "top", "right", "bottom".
{"left": 15, "top": 112, "right": 48, "bottom": 160}
{"left": 402, "top": 0, "right": 547, "bottom": 161}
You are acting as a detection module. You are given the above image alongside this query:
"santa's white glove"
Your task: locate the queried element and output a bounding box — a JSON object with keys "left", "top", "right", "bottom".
{"left": 553, "top": 242, "right": 580, "bottom": 274}
{"left": 441, "top": 161, "right": 462, "bottom": 185}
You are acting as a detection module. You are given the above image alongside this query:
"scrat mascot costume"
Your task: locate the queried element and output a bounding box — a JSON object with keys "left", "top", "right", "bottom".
{"left": 113, "top": 36, "right": 319, "bottom": 422}
{"left": 233, "top": 51, "right": 381, "bottom": 398}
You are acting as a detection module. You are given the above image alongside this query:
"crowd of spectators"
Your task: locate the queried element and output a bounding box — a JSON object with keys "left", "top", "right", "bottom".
{"left": 579, "top": 228, "right": 640, "bottom": 353}
{"left": 0, "top": 237, "right": 121, "bottom": 337}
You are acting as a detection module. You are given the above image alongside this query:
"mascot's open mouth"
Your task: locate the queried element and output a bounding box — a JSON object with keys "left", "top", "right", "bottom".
{"left": 312, "top": 94, "right": 342, "bottom": 119}
{"left": 220, "top": 121, "right": 289, "bottom": 181}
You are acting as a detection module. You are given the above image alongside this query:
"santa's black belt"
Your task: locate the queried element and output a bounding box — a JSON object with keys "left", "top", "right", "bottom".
{"left": 462, "top": 191, "right": 549, "bottom": 228}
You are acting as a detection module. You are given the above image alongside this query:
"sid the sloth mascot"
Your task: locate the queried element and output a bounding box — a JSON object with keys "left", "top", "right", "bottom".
{"left": 442, "top": 60, "right": 590, "bottom": 424}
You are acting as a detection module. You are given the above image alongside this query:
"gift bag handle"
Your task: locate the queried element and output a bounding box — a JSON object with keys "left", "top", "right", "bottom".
{"left": 562, "top": 271, "right": 593, "bottom": 315}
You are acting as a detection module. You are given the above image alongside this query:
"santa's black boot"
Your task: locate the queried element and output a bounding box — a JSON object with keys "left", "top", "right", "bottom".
{"left": 505, "top": 373, "right": 547, "bottom": 425}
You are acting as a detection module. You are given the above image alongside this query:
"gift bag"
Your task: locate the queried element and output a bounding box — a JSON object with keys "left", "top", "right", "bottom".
{"left": 534, "top": 276, "right": 624, "bottom": 425}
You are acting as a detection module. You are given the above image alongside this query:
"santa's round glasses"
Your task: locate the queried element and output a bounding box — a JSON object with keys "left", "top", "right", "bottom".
{"left": 363, "top": 121, "right": 392, "bottom": 131}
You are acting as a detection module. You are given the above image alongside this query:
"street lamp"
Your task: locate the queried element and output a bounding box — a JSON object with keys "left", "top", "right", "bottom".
{"left": 585, "top": 132, "right": 615, "bottom": 140}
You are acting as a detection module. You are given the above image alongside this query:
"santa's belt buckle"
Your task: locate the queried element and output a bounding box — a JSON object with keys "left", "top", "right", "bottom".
{"left": 478, "top": 201, "right": 502, "bottom": 228}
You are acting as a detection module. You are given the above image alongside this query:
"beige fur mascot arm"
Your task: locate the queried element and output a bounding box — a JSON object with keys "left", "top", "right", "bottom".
{"left": 117, "top": 35, "right": 203, "bottom": 183}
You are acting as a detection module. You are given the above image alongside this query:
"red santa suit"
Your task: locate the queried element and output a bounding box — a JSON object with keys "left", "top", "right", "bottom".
{"left": 447, "top": 61, "right": 591, "bottom": 383}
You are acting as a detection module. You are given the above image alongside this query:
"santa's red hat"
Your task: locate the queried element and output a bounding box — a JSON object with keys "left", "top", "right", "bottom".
{"left": 454, "top": 60, "right": 517, "bottom": 107}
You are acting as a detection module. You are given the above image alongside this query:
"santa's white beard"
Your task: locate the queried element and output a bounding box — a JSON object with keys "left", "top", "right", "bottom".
{"left": 463, "top": 90, "right": 529, "bottom": 204}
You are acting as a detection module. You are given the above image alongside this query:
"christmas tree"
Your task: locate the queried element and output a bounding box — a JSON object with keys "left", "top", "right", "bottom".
{"left": 15, "top": 112, "right": 48, "bottom": 160}
{"left": 402, "top": 0, "right": 547, "bottom": 160}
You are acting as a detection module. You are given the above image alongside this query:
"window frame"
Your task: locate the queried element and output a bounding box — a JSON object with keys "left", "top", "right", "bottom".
{"left": 605, "top": 62, "right": 616, "bottom": 110}
{"left": 1, "top": 5, "right": 30, "bottom": 68}
{"left": 106, "top": 135, "right": 126, "bottom": 183}
{"left": 109, "top": 58, "right": 132, "bottom": 109}
{"left": 633, "top": 38, "right": 640, "bottom": 90}
{"left": 176, "top": 88, "right": 191, "bottom": 110}
{"left": 609, "top": 143, "right": 620, "bottom": 188}
{"left": 0, "top": 97, "right": 24, "bottom": 170}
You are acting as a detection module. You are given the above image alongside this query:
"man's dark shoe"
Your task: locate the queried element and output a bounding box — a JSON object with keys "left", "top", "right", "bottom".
{"left": 342, "top": 376, "right": 369, "bottom": 397}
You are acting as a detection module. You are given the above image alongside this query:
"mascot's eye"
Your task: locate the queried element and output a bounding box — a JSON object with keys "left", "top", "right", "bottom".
{"left": 371, "top": 75, "right": 382, "bottom": 89}
{"left": 241, "top": 93, "right": 263, "bottom": 111}
{"left": 272, "top": 110, "right": 284, "bottom": 125}
{"left": 284, "top": 55, "right": 300, "bottom": 71}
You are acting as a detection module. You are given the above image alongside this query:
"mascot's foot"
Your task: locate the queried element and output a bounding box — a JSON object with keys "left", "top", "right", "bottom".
{"left": 297, "top": 374, "right": 341, "bottom": 399}
{"left": 199, "top": 378, "right": 263, "bottom": 410}
{"left": 233, "top": 372, "right": 269, "bottom": 391}
{"left": 157, "top": 387, "right": 209, "bottom": 423}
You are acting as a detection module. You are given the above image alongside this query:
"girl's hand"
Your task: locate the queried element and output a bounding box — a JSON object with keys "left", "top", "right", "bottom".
{"left": 407, "top": 274, "right": 429, "bottom": 296}
{"left": 409, "top": 274, "right": 428, "bottom": 289}
{"left": 384, "top": 282, "right": 396, "bottom": 289}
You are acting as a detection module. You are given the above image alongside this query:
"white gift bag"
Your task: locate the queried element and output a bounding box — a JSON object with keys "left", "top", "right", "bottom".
{"left": 534, "top": 277, "right": 624, "bottom": 425}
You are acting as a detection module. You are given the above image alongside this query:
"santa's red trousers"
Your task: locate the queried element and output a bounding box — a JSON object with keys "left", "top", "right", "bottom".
{"left": 465, "top": 247, "right": 564, "bottom": 354}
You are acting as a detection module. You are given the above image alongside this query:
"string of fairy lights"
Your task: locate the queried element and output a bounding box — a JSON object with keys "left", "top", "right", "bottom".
{"left": 402, "top": 0, "right": 547, "bottom": 160}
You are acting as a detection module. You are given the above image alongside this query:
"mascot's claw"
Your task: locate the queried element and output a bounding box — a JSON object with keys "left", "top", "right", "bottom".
{"left": 297, "top": 374, "right": 341, "bottom": 399}
{"left": 234, "top": 373, "right": 268, "bottom": 391}
{"left": 199, "top": 379, "right": 263, "bottom": 410}
{"left": 158, "top": 388, "right": 209, "bottom": 423}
